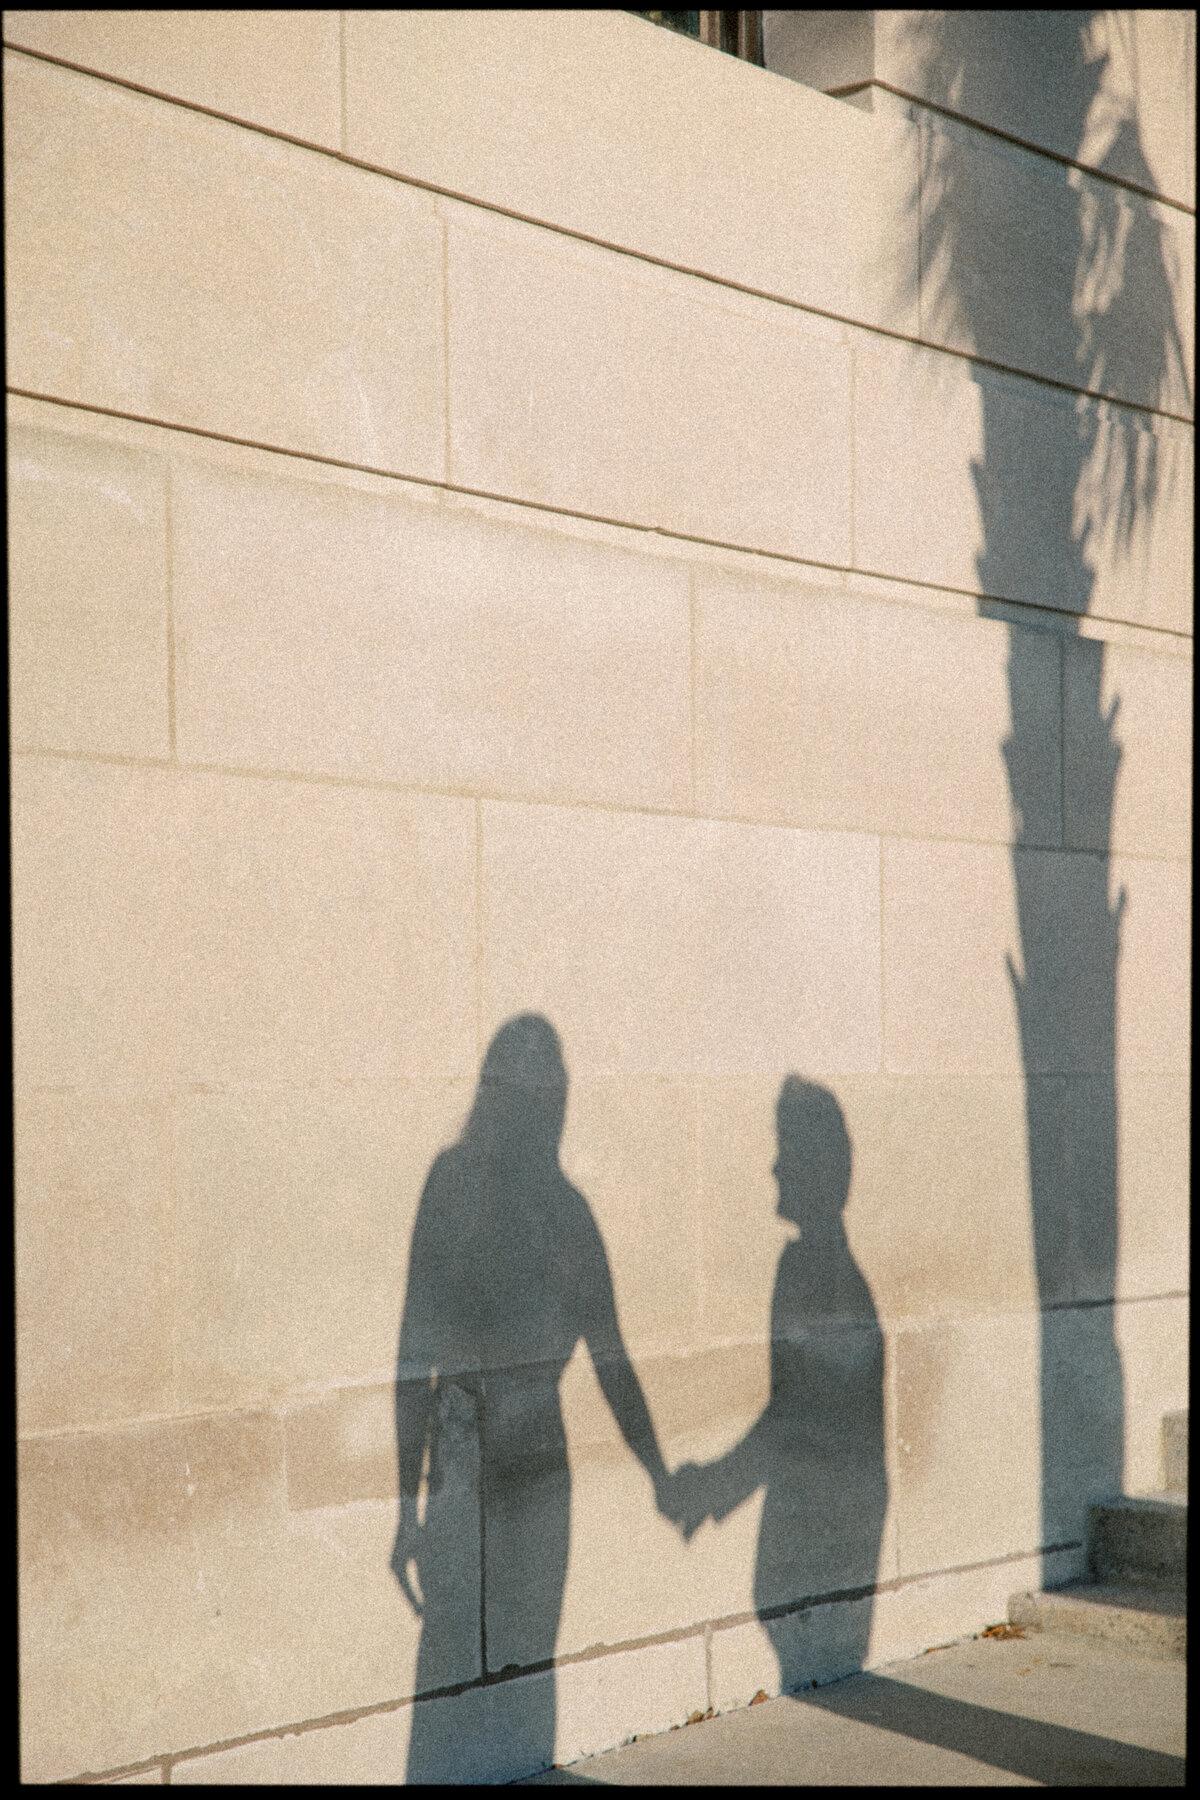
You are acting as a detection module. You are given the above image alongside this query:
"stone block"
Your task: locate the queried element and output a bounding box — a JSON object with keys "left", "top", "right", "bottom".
{"left": 172, "top": 1081, "right": 470, "bottom": 1412}
{"left": 869, "top": 1545, "right": 1082, "bottom": 1669}
{"left": 695, "top": 1073, "right": 804, "bottom": 1349}
{"left": 892, "top": 1314, "right": 1041, "bottom": 1577}
{"left": 171, "top": 453, "right": 692, "bottom": 810}
{"left": 284, "top": 1384, "right": 397, "bottom": 1512}
{"left": 833, "top": 1076, "right": 1044, "bottom": 1322}
{"left": 1114, "top": 1294, "right": 1189, "bottom": 1496}
{"left": 694, "top": 565, "right": 1061, "bottom": 843}
{"left": 1088, "top": 1494, "right": 1186, "bottom": 1588}
{"left": 553, "top": 1635, "right": 707, "bottom": 1766}
{"left": 4, "top": 53, "right": 443, "bottom": 475}
{"left": 874, "top": 8, "right": 1195, "bottom": 210}
{"left": 558, "top": 1073, "right": 700, "bottom": 1360}
{"left": 1040, "top": 1302, "right": 1126, "bottom": 1547}
{"left": 711, "top": 1594, "right": 876, "bottom": 1710}
{"left": 15, "top": 1088, "right": 175, "bottom": 1432}
{"left": 167, "top": 1656, "right": 644, "bottom": 1785}
{"left": 19, "top": 1413, "right": 433, "bottom": 1782}
{"left": 853, "top": 332, "right": 1190, "bottom": 631}
{"left": 1064, "top": 635, "right": 1192, "bottom": 862}
{"left": 2, "top": 11, "right": 340, "bottom": 148}
{"left": 485, "top": 1347, "right": 727, "bottom": 1668}
{"left": 11, "top": 758, "right": 477, "bottom": 1088}
{"left": 343, "top": 8, "right": 919, "bottom": 335}
{"left": 883, "top": 836, "right": 1130, "bottom": 1077}
{"left": 1081, "top": 408, "right": 1193, "bottom": 637}
{"left": 481, "top": 801, "right": 881, "bottom": 1079}
{"left": 169, "top": 1709, "right": 414, "bottom": 1785}
{"left": 446, "top": 206, "right": 852, "bottom": 565}
{"left": 919, "top": 112, "right": 1194, "bottom": 413}
{"left": 8, "top": 419, "right": 169, "bottom": 757}
{"left": 1109, "top": 1077, "right": 1189, "bottom": 1305}
{"left": 1112, "top": 854, "right": 1189, "bottom": 1075}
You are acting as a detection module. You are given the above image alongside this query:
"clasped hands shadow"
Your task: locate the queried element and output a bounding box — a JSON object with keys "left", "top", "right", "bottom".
{"left": 392, "top": 1442, "right": 748, "bottom": 1620}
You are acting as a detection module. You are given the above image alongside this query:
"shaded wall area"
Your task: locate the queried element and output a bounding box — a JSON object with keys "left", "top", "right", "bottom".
{"left": 895, "top": 6, "right": 1191, "bottom": 1571}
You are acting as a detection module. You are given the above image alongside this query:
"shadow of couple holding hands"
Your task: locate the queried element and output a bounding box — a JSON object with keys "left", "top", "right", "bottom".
{"left": 393, "top": 1013, "right": 886, "bottom": 1777}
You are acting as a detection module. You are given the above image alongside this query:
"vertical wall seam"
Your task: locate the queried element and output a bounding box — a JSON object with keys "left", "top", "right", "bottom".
{"left": 1059, "top": 634, "right": 1068, "bottom": 849}
{"left": 849, "top": 338, "right": 857, "bottom": 570}
{"left": 338, "top": 11, "right": 347, "bottom": 157}
{"left": 889, "top": 1324, "right": 902, "bottom": 1579}
{"left": 479, "top": 1378, "right": 489, "bottom": 1678}
{"left": 164, "top": 459, "right": 176, "bottom": 761}
{"left": 693, "top": 1074, "right": 705, "bottom": 1344}
{"left": 688, "top": 566, "right": 698, "bottom": 811}
{"left": 877, "top": 835, "right": 886, "bottom": 1075}
{"left": 442, "top": 216, "right": 453, "bottom": 485}
{"left": 474, "top": 796, "right": 484, "bottom": 1063}
{"left": 916, "top": 112, "right": 925, "bottom": 342}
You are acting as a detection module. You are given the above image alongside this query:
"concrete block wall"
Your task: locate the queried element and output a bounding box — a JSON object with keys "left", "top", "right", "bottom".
{"left": 8, "top": 10, "right": 1190, "bottom": 1783}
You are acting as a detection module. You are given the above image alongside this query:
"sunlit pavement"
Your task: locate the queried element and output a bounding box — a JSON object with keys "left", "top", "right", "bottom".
{"left": 521, "top": 1631, "right": 1185, "bottom": 1786}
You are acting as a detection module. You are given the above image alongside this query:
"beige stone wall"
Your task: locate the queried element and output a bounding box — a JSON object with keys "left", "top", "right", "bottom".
{"left": 8, "top": 10, "right": 1190, "bottom": 1783}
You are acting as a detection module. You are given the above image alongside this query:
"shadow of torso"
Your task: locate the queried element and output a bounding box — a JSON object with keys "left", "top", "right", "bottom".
{"left": 755, "top": 1230, "right": 887, "bottom": 1652}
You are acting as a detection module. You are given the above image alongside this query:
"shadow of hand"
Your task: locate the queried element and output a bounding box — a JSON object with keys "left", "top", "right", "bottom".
{"left": 657, "top": 1462, "right": 712, "bottom": 1542}
{"left": 390, "top": 1514, "right": 425, "bottom": 1617}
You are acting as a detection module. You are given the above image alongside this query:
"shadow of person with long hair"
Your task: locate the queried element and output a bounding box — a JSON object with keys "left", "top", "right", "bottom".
{"left": 678, "top": 1078, "right": 887, "bottom": 1688}
{"left": 392, "top": 1014, "right": 682, "bottom": 1781}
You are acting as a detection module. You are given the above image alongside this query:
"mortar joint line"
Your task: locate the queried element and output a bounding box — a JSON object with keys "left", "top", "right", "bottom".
{"left": 9, "top": 388, "right": 1193, "bottom": 654}
{"left": 2, "top": 45, "right": 1194, "bottom": 421}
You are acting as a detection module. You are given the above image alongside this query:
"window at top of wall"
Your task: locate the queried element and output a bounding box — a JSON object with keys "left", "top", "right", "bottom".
{"left": 626, "top": 11, "right": 764, "bottom": 64}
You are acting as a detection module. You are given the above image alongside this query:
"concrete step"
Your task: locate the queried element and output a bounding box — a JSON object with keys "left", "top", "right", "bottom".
{"left": 1009, "top": 1579, "right": 1186, "bottom": 1661}
{"left": 1089, "top": 1491, "right": 1187, "bottom": 1590}
{"left": 1162, "top": 1410, "right": 1188, "bottom": 1493}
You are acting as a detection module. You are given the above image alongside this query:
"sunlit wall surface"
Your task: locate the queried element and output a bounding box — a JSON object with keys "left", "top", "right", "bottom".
{"left": 9, "top": 9, "right": 1191, "bottom": 1783}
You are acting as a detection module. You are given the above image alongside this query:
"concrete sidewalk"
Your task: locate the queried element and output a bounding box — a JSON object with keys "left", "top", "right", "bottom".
{"left": 520, "top": 1631, "right": 1186, "bottom": 1786}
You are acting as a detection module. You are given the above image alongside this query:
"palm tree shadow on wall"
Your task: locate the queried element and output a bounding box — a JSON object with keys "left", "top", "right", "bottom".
{"left": 899, "top": 11, "right": 1189, "bottom": 1572}
{"left": 391, "top": 1014, "right": 679, "bottom": 1783}
{"left": 676, "top": 1079, "right": 887, "bottom": 1686}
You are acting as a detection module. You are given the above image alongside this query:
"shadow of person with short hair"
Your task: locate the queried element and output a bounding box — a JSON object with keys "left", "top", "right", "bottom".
{"left": 677, "top": 1077, "right": 887, "bottom": 1689}
{"left": 392, "top": 1013, "right": 682, "bottom": 1782}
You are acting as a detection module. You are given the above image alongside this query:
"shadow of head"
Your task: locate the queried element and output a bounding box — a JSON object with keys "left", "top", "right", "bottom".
{"left": 774, "top": 1077, "right": 851, "bottom": 1235}
{"left": 464, "top": 1013, "right": 568, "bottom": 1168}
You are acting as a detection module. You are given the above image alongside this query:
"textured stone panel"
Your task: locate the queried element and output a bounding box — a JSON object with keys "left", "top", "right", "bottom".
{"left": 4, "top": 54, "right": 443, "bottom": 474}
{"left": 20, "top": 1416, "right": 431, "bottom": 1781}
{"left": 2, "top": 10, "right": 341, "bottom": 148}
{"left": 172, "top": 1081, "right": 470, "bottom": 1412}
{"left": 16, "top": 1088, "right": 175, "bottom": 1432}
{"left": 1113, "top": 1075, "right": 1190, "bottom": 1304}
{"left": 481, "top": 801, "right": 881, "bottom": 1080}
{"left": 1112, "top": 854, "right": 1189, "bottom": 1075}
{"left": 1064, "top": 635, "right": 1192, "bottom": 862}
{"left": 171, "top": 454, "right": 692, "bottom": 809}
{"left": 8, "top": 419, "right": 169, "bottom": 757}
{"left": 695, "top": 566, "right": 1061, "bottom": 845}
{"left": 883, "top": 837, "right": 1128, "bottom": 1077}
{"left": 919, "top": 112, "right": 1194, "bottom": 413}
{"left": 854, "top": 333, "right": 1191, "bottom": 631}
{"left": 344, "top": 7, "right": 919, "bottom": 335}
{"left": 1114, "top": 1293, "right": 1189, "bottom": 1496}
{"left": 875, "top": 8, "right": 1195, "bottom": 210}
{"left": 892, "top": 1313, "right": 1041, "bottom": 1576}
{"left": 447, "top": 208, "right": 852, "bottom": 564}
{"left": 11, "top": 758, "right": 477, "bottom": 1088}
